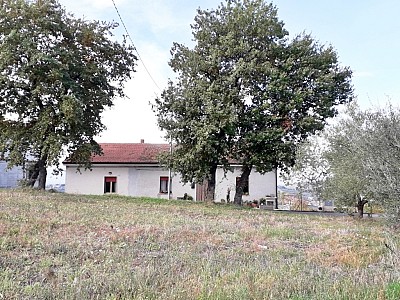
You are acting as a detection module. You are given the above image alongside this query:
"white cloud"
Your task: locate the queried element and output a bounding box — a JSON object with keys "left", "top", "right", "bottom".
{"left": 97, "top": 41, "right": 171, "bottom": 144}
{"left": 353, "top": 71, "right": 373, "bottom": 78}
{"left": 58, "top": 0, "right": 177, "bottom": 144}
{"left": 60, "top": 0, "right": 127, "bottom": 19}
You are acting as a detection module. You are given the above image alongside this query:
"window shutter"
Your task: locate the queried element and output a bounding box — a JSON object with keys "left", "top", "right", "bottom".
{"left": 105, "top": 177, "right": 117, "bottom": 183}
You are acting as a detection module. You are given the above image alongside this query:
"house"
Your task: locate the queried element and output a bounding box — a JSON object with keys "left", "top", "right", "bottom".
{"left": 0, "top": 161, "right": 24, "bottom": 188}
{"left": 63, "top": 141, "right": 277, "bottom": 203}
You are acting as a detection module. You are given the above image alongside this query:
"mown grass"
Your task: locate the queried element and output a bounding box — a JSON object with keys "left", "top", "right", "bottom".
{"left": 1, "top": 189, "right": 399, "bottom": 299}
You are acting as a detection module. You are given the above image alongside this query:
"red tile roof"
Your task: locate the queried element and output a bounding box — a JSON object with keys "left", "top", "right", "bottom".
{"left": 64, "top": 142, "right": 241, "bottom": 165}
{"left": 87, "top": 143, "right": 170, "bottom": 164}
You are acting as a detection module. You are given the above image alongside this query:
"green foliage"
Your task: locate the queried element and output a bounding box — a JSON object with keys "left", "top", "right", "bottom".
{"left": 386, "top": 282, "right": 400, "bottom": 299}
{"left": 298, "top": 102, "right": 400, "bottom": 221}
{"left": 154, "top": 0, "right": 353, "bottom": 202}
{"left": 0, "top": 0, "right": 137, "bottom": 188}
{"left": 322, "top": 103, "right": 370, "bottom": 208}
{"left": 359, "top": 104, "right": 400, "bottom": 222}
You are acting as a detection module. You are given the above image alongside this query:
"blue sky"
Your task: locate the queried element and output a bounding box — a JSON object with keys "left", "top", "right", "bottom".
{"left": 57, "top": 0, "right": 400, "bottom": 144}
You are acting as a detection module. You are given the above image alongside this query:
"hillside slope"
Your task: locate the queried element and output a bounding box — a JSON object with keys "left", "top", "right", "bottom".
{"left": 0, "top": 190, "right": 398, "bottom": 299}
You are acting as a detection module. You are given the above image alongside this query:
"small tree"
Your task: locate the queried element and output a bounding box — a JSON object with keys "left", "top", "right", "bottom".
{"left": 0, "top": 0, "right": 136, "bottom": 189}
{"left": 292, "top": 102, "right": 400, "bottom": 221}
{"left": 361, "top": 105, "right": 400, "bottom": 222}
{"left": 321, "top": 104, "right": 372, "bottom": 217}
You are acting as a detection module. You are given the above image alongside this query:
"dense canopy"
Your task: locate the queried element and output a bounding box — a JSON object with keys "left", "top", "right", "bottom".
{"left": 0, "top": 0, "right": 137, "bottom": 188}
{"left": 155, "top": 0, "right": 353, "bottom": 203}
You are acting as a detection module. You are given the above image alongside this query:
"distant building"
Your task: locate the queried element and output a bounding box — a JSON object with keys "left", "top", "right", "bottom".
{"left": 0, "top": 161, "right": 24, "bottom": 188}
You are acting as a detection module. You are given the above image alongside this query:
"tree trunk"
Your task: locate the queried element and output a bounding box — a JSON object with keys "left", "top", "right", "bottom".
{"left": 27, "top": 157, "right": 47, "bottom": 189}
{"left": 37, "top": 161, "right": 47, "bottom": 190}
{"left": 205, "top": 165, "right": 217, "bottom": 201}
{"left": 233, "top": 165, "right": 252, "bottom": 206}
{"left": 356, "top": 195, "right": 368, "bottom": 218}
{"left": 27, "top": 162, "right": 40, "bottom": 187}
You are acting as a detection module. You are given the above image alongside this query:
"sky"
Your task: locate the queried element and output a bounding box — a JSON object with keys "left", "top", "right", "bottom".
{"left": 56, "top": 0, "right": 400, "bottom": 143}
{"left": 49, "top": 0, "right": 400, "bottom": 182}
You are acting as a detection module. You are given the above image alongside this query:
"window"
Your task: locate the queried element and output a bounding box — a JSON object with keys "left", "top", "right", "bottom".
{"left": 104, "top": 176, "right": 117, "bottom": 193}
{"left": 236, "top": 176, "right": 249, "bottom": 195}
{"left": 160, "top": 176, "right": 169, "bottom": 194}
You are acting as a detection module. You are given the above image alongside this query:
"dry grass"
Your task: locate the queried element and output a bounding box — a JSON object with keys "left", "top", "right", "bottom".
{"left": 1, "top": 189, "right": 400, "bottom": 299}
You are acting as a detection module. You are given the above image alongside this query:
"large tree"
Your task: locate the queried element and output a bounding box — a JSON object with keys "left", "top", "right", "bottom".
{"left": 0, "top": 0, "right": 136, "bottom": 189}
{"left": 155, "top": 0, "right": 352, "bottom": 203}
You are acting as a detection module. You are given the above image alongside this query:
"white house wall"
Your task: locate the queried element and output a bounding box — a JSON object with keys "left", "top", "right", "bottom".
{"left": 127, "top": 167, "right": 195, "bottom": 199}
{"left": 65, "top": 165, "right": 195, "bottom": 199}
{"left": 65, "top": 164, "right": 276, "bottom": 201}
{"left": 65, "top": 166, "right": 130, "bottom": 195}
{"left": 214, "top": 167, "right": 276, "bottom": 202}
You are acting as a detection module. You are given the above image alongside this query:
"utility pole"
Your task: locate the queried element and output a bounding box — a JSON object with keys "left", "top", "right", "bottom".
{"left": 167, "top": 136, "right": 172, "bottom": 200}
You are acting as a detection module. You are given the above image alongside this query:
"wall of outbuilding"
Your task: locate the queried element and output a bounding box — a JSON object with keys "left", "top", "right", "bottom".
{"left": 0, "top": 161, "right": 24, "bottom": 188}
{"left": 214, "top": 166, "right": 277, "bottom": 203}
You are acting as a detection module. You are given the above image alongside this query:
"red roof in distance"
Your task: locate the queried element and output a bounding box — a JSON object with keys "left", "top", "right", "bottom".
{"left": 89, "top": 143, "right": 170, "bottom": 164}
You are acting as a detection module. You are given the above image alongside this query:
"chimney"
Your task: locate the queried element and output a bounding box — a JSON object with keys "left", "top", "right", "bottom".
{"left": 140, "top": 139, "right": 144, "bottom": 144}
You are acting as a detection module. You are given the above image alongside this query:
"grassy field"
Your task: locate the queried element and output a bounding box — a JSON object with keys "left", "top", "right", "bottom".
{"left": 1, "top": 189, "right": 400, "bottom": 299}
